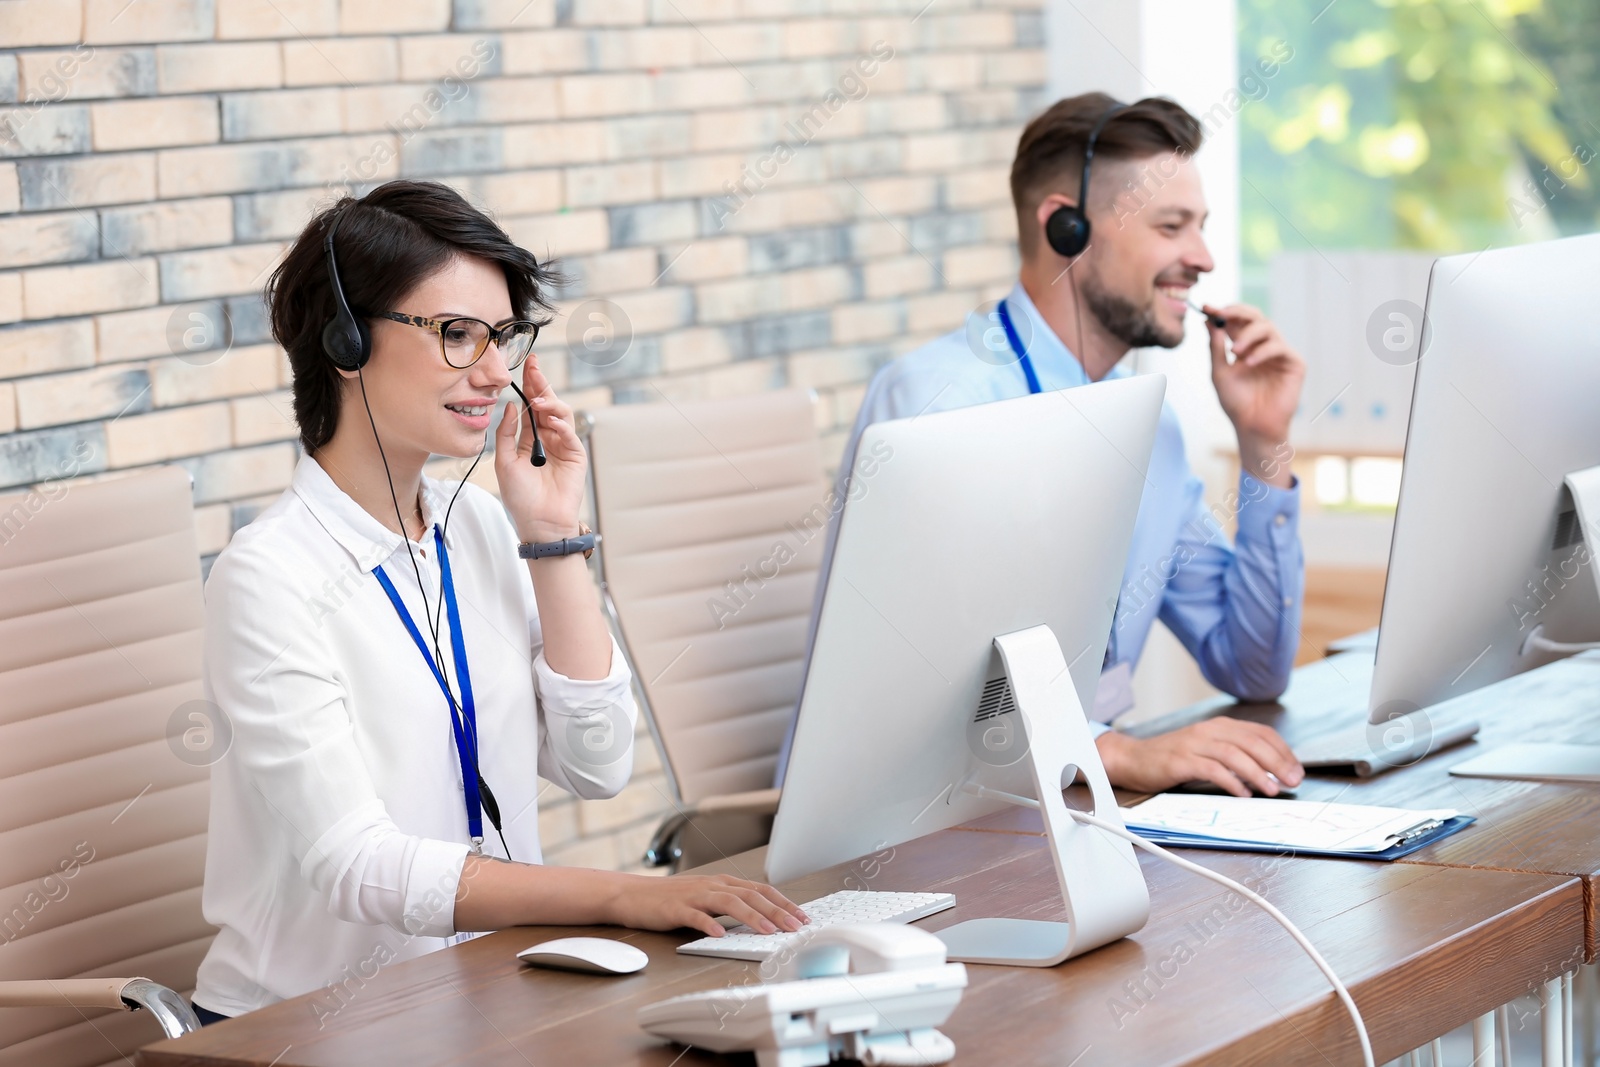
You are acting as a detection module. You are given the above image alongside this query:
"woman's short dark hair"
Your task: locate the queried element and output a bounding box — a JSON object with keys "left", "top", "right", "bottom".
{"left": 268, "top": 180, "right": 561, "bottom": 453}
{"left": 1010, "top": 92, "right": 1204, "bottom": 255}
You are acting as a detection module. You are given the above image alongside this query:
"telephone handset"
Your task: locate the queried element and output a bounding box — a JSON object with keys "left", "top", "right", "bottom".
{"left": 637, "top": 923, "right": 966, "bottom": 1067}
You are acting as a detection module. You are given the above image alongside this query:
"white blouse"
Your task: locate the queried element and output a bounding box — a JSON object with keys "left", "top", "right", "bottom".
{"left": 193, "top": 454, "right": 636, "bottom": 1017}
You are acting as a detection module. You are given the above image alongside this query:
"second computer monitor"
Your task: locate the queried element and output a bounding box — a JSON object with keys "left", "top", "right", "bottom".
{"left": 766, "top": 374, "right": 1164, "bottom": 885}
{"left": 1371, "top": 231, "right": 1600, "bottom": 721}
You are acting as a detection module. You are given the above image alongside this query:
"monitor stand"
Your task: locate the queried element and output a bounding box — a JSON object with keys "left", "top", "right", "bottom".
{"left": 1460, "top": 464, "right": 1600, "bottom": 783}
{"left": 933, "top": 624, "right": 1150, "bottom": 968}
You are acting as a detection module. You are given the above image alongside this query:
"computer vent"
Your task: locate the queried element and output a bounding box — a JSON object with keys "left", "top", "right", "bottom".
{"left": 1554, "top": 508, "right": 1582, "bottom": 551}
{"left": 973, "top": 676, "right": 1016, "bottom": 723}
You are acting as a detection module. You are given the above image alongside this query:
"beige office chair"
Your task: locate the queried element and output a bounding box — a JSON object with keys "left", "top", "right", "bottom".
{"left": 0, "top": 467, "right": 212, "bottom": 1064}
{"left": 581, "top": 389, "right": 831, "bottom": 871}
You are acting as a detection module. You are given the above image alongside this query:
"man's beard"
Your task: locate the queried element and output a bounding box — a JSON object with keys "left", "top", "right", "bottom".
{"left": 1079, "top": 270, "right": 1184, "bottom": 350}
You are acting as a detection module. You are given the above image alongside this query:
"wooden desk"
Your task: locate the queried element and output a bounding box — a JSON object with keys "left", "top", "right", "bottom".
{"left": 1048, "top": 649, "right": 1600, "bottom": 961}
{"left": 138, "top": 823, "right": 1582, "bottom": 1066}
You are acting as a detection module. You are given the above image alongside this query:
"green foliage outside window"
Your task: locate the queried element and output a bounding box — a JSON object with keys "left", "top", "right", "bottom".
{"left": 1238, "top": 0, "right": 1600, "bottom": 305}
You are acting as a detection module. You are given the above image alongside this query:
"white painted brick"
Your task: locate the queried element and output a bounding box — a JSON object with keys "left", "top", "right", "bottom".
{"left": 157, "top": 42, "right": 283, "bottom": 93}
{"left": 500, "top": 30, "right": 594, "bottom": 76}
{"left": 943, "top": 165, "right": 1011, "bottom": 209}
{"left": 222, "top": 88, "right": 343, "bottom": 141}
{"left": 159, "top": 242, "right": 284, "bottom": 302}
{"left": 590, "top": 26, "right": 696, "bottom": 69}
{"left": 502, "top": 121, "right": 605, "bottom": 168}
{"left": 100, "top": 197, "right": 233, "bottom": 257}
{"left": 503, "top": 210, "right": 609, "bottom": 257}
{"left": 17, "top": 153, "right": 157, "bottom": 210}
{"left": 690, "top": 105, "right": 780, "bottom": 153}
{"left": 340, "top": 0, "right": 450, "bottom": 34}
{"left": 0, "top": 163, "right": 17, "bottom": 213}
{"left": 0, "top": 276, "right": 21, "bottom": 324}
{"left": 193, "top": 501, "right": 233, "bottom": 553}
{"left": 0, "top": 318, "right": 96, "bottom": 377}
{"left": 6, "top": 0, "right": 85, "bottom": 47}
{"left": 16, "top": 364, "right": 151, "bottom": 429}
{"left": 397, "top": 34, "right": 499, "bottom": 82}
{"left": 656, "top": 235, "right": 747, "bottom": 284}
{"left": 282, "top": 38, "right": 398, "bottom": 87}
{"left": 18, "top": 48, "right": 156, "bottom": 101}
{"left": 469, "top": 78, "right": 560, "bottom": 125}
{"left": 558, "top": 74, "right": 652, "bottom": 119}
{"left": 84, "top": 0, "right": 215, "bottom": 44}
{"left": 97, "top": 301, "right": 223, "bottom": 364}
{"left": 564, "top": 161, "right": 655, "bottom": 207}
{"left": 906, "top": 289, "right": 973, "bottom": 335}
{"left": 216, "top": 0, "right": 336, "bottom": 38}
{"left": 22, "top": 258, "right": 160, "bottom": 319}
{"left": 0, "top": 383, "right": 15, "bottom": 434}
{"left": 454, "top": 0, "right": 556, "bottom": 30}
{"left": 91, "top": 97, "right": 220, "bottom": 151}
{"left": 832, "top": 300, "right": 904, "bottom": 344}
{"left": 943, "top": 242, "right": 1015, "bottom": 287}
{"left": 691, "top": 22, "right": 782, "bottom": 64}
{"left": 104, "top": 401, "right": 231, "bottom": 466}
{"left": 184, "top": 441, "right": 296, "bottom": 503}
{"left": 0, "top": 211, "right": 98, "bottom": 269}
{"left": 863, "top": 254, "right": 936, "bottom": 299}
{"left": 149, "top": 342, "right": 281, "bottom": 405}
{"left": 230, "top": 390, "right": 298, "bottom": 445}
{"left": 449, "top": 170, "right": 563, "bottom": 217}
{"left": 659, "top": 327, "right": 732, "bottom": 372}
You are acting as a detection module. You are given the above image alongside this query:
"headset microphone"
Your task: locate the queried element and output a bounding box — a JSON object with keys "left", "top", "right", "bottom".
{"left": 507, "top": 383, "right": 547, "bottom": 466}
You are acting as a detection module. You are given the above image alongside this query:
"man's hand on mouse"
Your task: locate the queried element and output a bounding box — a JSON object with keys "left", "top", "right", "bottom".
{"left": 603, "top": 873, "right": 810, "bottom": 940}
{"left": 1096, "top": 717, "right": 1305, "bottom": 798}
{"left": 1201, "top": 303, "right": 1305, "bottom": 490}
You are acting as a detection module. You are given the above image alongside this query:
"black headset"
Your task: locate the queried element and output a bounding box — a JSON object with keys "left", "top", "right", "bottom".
{"left": 321, "top": 208, "right": 371, "bottom": 371}
{"left": 1044, "top": 101, "right": 1128, "bottom": 260}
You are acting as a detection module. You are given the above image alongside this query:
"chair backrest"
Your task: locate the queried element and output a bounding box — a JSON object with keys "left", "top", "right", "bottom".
{"left": 0, "top": 467, "right": 213, "bottom": 1066}
{"left": 585, "top": 390, "right": 830, "bottom": 805}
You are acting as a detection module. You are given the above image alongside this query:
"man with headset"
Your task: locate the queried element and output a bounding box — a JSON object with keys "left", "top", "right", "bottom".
{"left": 781, "top": 93, "right": 1309, "bottom": 799}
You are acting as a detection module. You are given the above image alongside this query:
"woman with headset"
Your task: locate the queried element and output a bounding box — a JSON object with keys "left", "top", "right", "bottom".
{"left": 191, "top": 181, "right": 806, "bottom": 1022}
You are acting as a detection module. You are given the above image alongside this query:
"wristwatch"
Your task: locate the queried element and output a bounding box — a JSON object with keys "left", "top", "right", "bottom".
{"left": 518, "top": 522, "right": 598, "bottom": 561}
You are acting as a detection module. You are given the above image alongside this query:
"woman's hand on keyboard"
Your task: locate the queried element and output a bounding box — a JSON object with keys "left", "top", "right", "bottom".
{"left": 605, "top": 873, "right": 809, "bottom": 939}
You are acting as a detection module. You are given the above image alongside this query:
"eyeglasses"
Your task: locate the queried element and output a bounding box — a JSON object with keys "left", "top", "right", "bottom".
{"left": 376, "top": 311, "right": 541, "bottom": 370}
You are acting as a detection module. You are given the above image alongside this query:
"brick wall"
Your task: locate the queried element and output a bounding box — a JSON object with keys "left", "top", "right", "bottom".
{"left": 0, "top": 0, "right": 1046, "bottom": 873}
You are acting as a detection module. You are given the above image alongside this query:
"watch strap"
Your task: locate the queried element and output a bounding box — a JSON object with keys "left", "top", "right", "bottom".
{"left": 518, "top": 530, "right": 598, "bottom": 560}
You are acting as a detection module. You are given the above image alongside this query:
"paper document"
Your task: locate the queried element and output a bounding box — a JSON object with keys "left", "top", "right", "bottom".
{"left": 1121, "top": 794, "right": 1460, "bottom": 854}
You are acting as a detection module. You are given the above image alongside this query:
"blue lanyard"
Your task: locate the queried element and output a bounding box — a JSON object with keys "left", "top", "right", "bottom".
{"left": 999, "top": 298, "right": 1120, "bottom": 663}
{"left": 996, "top": 299, "right": 1042, "bottom": 396}
{"left": 372, "top": 526, "right": 485, "bottom": 847}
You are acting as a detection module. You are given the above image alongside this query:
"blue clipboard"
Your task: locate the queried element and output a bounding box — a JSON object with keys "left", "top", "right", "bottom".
{"left": 1128, "top": 814, "right": 1476, "bottom": 861}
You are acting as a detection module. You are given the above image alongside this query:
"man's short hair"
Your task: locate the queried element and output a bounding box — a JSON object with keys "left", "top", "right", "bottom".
{"left": 1010, "top": 92, "right": 1204, "bottom": 255}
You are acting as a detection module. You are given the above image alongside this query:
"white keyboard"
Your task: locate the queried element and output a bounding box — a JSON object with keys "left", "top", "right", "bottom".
{"left": 676, "top": 890, "right": 957, "bottom": 962}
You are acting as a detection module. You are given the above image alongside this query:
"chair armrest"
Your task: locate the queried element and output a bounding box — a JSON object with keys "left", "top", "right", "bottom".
{"left": 643, "top": 789, "right": 783, "bottom": 867}
{"left": 0, "top": 979, "right": 201, "bottom": 1039}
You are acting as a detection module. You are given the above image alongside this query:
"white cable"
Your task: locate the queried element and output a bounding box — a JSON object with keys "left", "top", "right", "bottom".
{"left": 1521, "top": 625, "right": 1600, "bottom": 655}
{"left": 1528, "top": 633, "right": 1600, "bottom": 654}
{"left": 966, "top": 785, "right": 1374, "bottom": 1067}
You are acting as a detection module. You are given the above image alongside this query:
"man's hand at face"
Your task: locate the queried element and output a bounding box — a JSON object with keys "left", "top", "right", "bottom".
{"left": 1095, "top": 717, "right": 1305, "bottom": 797}
{"left": 1202, "top": 303, "right": 1306, "bottom": 489}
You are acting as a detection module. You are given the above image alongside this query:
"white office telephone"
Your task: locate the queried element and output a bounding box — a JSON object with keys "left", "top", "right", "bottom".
{"left": 636, "top": 923, "right": 967, "bottom": 1067}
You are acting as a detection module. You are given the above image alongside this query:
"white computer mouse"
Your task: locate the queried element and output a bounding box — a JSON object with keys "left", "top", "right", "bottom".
{"left": 517, "top": 937, "right": 649, "bottom": 976}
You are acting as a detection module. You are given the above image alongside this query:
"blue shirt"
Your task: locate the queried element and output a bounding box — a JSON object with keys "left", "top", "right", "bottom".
{"left": 775, "top": 282, "right": 1304, "bottom": 781}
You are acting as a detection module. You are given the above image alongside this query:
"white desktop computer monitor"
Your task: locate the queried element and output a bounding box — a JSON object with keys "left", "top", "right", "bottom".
{"left": 767, "top": 374, "right": 1165, "bottom": 966}
{"left": 1312, "top": 232, "right": 1600, "bottom": 775}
